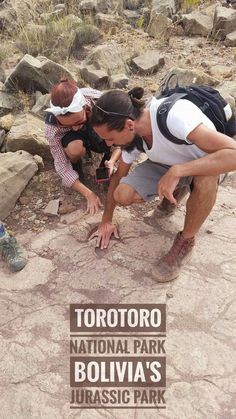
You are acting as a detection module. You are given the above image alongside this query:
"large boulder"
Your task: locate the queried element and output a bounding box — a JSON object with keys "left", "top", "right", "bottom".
{"left": 131, "top": 51, "right": 165, "bottom": 75}
{"left": 0, "top": 113, "right": 15, "bottom": 131}
{"left": 217, "top": 81, "right": 236, "bottom": 111}
{"left": 0, "top": 67, "right": 5, "bottom": 83}
{"left": 0, "top": 91, "right": 20, "bottom": 117}
{"left": 123, "top": 9, "right": 141, "bottom": 27}
{"left": 110, "top": 74, "right": 129, "bottom": 88}
{"left": 159, "top": 67, "right": 219, "bottom": 93}
{"left": 0, "top": 150, "right": 38, "bottom": 220}
{"left": 6, "top": 113, "right": 50, "bottom": 159}
{"left": 150, "top": 0, "right": 183, "bottom": 17}
{"left": 225, "top": 30, "right": 236, "bottom": 46}
{"left": 79, "top": 0, "right": 123, "bottom": 14}
{"left": 208, "top": 64, "right": 233, "bottom": 80}
{"left": 124, "top": 0, "right": 143, "bottom": 10}
{"left": 4, "top": 54, "right": 75, "bottom": 94}
{"left": 95, "top": 12, "right": 123, "bottom": 31}
{"left": 79, "top": 43, "right": 128, "bottom": 88}
{"left": 86, "top": 43, "right": 127, "bottom": 74}
{"left": 0, "top": 129, "right": 5, "bottom": 149}
{"left": 147, "top": 11, "right": 172, "bottom": 42}
{"left": 181, "top": 12, "right": 213, "bottom": 37}
{"left": 211, "top": 6, "right": 236, "bottom": 40}
{"left": 31, "top": 92, "right": 50, "bottom": 118}
{"left": 79, "top": 66, "right": 109, "bottom": 89}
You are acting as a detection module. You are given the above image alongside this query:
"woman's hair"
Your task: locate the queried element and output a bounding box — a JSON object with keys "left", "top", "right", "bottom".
{"left": 91, "top": 87, "right": 145, "bottom": 131}
{"left": 50, "top": 78, "right": 78, "bottom": 107}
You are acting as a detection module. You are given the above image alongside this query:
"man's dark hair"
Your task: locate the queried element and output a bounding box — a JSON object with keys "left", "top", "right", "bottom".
{"left": 91, "top": 87, "right": 146, "bottom": 132}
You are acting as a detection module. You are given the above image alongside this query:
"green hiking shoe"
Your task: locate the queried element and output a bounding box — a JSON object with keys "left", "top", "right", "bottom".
{"left": 0, "top": 235, "right": 27, "bottom": 272}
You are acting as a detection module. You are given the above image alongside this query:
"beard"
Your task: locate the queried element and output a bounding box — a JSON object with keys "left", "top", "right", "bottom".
{"left": 120, "top": 134, "right": 144, "bottom": 153}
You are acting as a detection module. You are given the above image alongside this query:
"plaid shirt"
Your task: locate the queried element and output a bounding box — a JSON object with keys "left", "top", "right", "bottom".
{"left": 45, "top": 87, "right": 101, "bottom": 187}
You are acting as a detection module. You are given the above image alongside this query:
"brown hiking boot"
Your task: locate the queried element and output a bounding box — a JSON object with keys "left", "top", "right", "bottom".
{"left": 152, "top": 232, "right": 195, "bottom": 282}
{"left": 156, "top": 186, "right": 189, "bottom": 218}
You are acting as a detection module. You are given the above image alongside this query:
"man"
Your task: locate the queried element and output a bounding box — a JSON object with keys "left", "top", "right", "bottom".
{"left": 89, "top": 87, "right": 236, "bottom": 282}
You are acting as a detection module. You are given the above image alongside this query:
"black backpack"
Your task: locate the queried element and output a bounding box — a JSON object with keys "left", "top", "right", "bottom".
{"left": 155, "top": 74, "right": 236, "bottom": 145}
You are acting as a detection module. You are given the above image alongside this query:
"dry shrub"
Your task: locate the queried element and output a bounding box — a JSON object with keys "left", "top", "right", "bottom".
{"left": 71, "top": 24, "right": 102, "bottom": 50}
{"left": 9, "top": 0, "right": 55, "bottom": 25}
{"left": 15, "top": 16, "right": 79, "bottom": 61}
{"left": 17, "top": 90, "right": 33, "bottom": 111}
{"left": 0, "top": 40, "right": 14, "bottom": 65}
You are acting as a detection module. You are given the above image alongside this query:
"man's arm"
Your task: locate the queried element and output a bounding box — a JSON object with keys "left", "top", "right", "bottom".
{"left": 175, "top": 124, "right": 236, "bottom": 176}
{"left": 158, "top": 124, "right": 236, "bottom": 204}
{"left": 91, "top": 158, "right": 131, "bottom": 249}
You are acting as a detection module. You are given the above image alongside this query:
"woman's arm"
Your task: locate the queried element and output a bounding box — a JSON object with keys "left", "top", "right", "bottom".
{"left": 45, "top": 124, "right": 79, "bottom": 188}
{"left": 72, "top": 180, "right": 103, "bottom": 215}
{"left": 45, "top": 124, "right": 102, "bottom": 214}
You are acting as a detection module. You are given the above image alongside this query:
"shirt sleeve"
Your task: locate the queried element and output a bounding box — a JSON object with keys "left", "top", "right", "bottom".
{"left": 166, "top": 99, "right": 216, "bottom": 144}
{"left": 121, "top": 148, "right": 141, "bottom": 164}
{"left": 45, "top": 124, "right": 79, "bottom": 188}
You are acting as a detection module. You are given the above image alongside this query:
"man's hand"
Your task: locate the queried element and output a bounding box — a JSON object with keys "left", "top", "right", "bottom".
{"left": 86, "top": 191, "right": 103, "bottom": 215}
{"left": 157, "top": 167, "right": 180, "bottom": 205}
{"left": 89, "top": 222, "right": 119, "bottom": 249}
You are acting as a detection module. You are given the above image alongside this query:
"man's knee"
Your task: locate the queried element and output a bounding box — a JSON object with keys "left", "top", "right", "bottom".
{"left": 113, "top": 184, "right": 137, "bottom": 206}
{"left": 192, "top": 175, "right": 218, "bottom": 194}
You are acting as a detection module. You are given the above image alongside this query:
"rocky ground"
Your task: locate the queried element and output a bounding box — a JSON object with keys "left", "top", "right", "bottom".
{"left": 1, "top": 1, "right": 236, "bottom": 418}
{"left": 0, "top": 172, "right": 236, "bottom": 418}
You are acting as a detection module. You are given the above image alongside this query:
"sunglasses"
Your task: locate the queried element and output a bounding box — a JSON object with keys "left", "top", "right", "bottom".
{"left": 94, "top": 104, "right": 134, "bottom": 119}
{"left": 57, "top": 110, "right": 87, "bottom": 128}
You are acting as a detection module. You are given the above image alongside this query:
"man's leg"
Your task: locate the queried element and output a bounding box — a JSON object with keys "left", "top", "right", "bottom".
{"left": 183, "top": 175, "right": 218, "bottom": 238}
{"left": 116, "top": 160, "right": 172, "bottom": 205}
{"left": 113, "top": 183, "right": 144, "bottom": 206}
{"left": 155, "top": 186, "right": 189, "bottom": 217}
{"left": 152, "top": 175, "right": 218, "bottom": 282}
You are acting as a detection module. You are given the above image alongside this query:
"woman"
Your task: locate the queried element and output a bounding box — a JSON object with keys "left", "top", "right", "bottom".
{"left": 45, "top": 79, "right": 121, "bottom": 215}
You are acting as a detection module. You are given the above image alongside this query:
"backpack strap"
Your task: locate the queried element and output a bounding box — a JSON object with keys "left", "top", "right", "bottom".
{"left": 156, "top": 92, "right": 191, "bottom": 145}
{"left": 159, "top": 73, "right": 179, "bottom": 96}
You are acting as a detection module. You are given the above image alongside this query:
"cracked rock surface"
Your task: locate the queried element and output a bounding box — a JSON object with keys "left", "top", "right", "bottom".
{"left": 0, "top": 176, "right": 236, "bottom": 418}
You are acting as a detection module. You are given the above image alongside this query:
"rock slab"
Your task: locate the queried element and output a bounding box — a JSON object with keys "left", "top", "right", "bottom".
{"left": 0, "top": 151, "right": 38, "bottom": 220}
{"left": 6, "top": 112, "right": 50, "bottom": 159}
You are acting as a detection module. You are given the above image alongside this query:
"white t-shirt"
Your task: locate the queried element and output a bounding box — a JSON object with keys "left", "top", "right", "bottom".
{"left": 122, "top": 97, "right": 216, "bottom": 165}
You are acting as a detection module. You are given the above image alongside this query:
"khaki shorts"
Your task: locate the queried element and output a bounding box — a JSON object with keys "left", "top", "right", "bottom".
{"left": 120, "top": 159, "right": 193, "bottom": 202}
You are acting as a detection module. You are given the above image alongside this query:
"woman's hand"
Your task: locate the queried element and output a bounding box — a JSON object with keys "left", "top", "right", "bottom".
{"left": 86, "top": 191, "right": 103, "bottom": 215}
{"left": 89, "top": 221, "right": 119, "bottom": 249}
